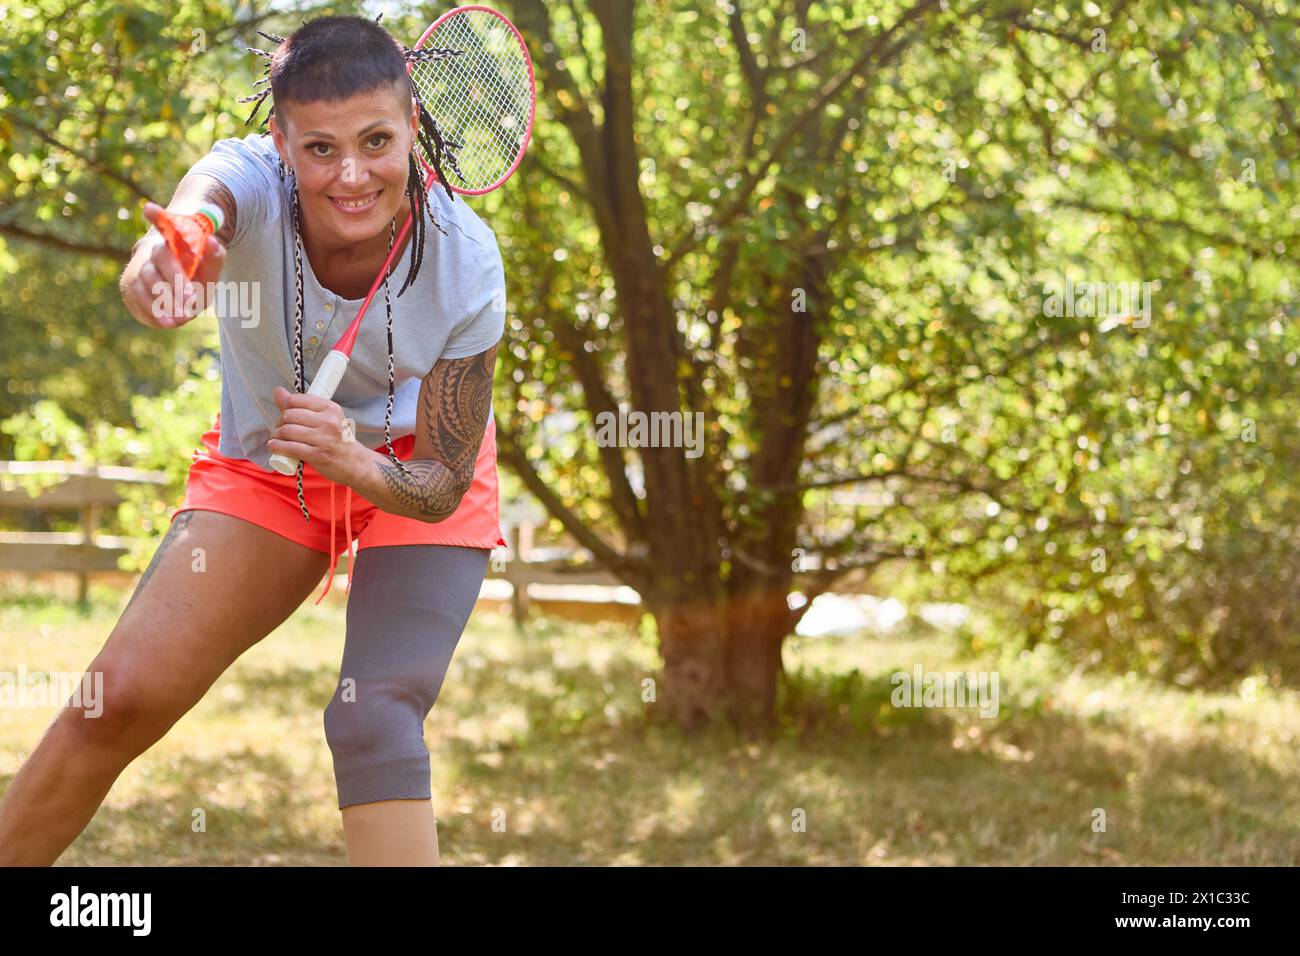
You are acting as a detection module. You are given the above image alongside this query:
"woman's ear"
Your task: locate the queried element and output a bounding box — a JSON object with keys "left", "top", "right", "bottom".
{"left": 269, "top": 112, "right": 290, "bottom": 167}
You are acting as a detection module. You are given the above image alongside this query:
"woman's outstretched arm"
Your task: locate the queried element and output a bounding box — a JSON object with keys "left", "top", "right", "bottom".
{"left": 118, "top": 174, "right": 237, "bottom": 329}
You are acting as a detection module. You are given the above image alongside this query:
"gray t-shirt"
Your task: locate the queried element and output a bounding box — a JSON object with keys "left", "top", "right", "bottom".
{"left": 187, "top": 133, "right": 505, "bottom": 470}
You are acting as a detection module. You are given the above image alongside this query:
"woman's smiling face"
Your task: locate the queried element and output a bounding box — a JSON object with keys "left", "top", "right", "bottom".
{"left": 270, "top": 81, "right": 418, "bottom": 248}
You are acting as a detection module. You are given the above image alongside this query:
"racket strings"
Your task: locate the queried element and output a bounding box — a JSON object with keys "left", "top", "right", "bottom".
{"left": 409, "top": 15, "right": 530, "bottom": 191}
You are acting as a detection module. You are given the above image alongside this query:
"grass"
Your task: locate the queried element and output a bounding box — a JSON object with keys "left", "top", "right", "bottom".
{"left": 0, "top": 582, "right": 1297, "bottom": 865}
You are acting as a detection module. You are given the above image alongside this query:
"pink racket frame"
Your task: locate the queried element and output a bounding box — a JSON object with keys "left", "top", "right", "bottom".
{"left": 413, "top": 3, "right": 537, "bottom": 196}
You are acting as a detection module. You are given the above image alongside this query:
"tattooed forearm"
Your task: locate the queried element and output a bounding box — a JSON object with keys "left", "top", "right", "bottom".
{"left": 419, "top": 343, "right": 497, "bottom": 469}
{"left": 354, "top": 342, "right": 499, "bottom": 522}
{"left": 122, "top": 510, "right": 194, "bottom": 615}
{"left": 377, "top": 459, "right": 471, "bottom": 520}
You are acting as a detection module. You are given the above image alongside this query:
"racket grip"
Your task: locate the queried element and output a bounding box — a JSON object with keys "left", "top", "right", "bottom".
{"left": 268, "top": 349, "right": 352, "bottom": 476}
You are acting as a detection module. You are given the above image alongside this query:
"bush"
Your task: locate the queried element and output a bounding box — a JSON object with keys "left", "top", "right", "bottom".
{"left": 0, "top": 341, "right": 220, "bottom": 571}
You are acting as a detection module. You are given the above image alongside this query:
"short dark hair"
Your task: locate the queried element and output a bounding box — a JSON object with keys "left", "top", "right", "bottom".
{"left": 269, "top": 15, "right": 410, "bottom": 122}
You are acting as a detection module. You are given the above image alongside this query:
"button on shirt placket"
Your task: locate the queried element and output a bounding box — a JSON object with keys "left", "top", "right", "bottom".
{"left": 306, "top": 301, "right": 333, "bottom": 359}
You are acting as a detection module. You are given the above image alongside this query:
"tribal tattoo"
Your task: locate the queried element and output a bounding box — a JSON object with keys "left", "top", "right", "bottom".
{"left": 377, "top": 341, "right": 498, "bottom": 521}
{"left": 122, "top": 509, "right": 194, "bottom": 615}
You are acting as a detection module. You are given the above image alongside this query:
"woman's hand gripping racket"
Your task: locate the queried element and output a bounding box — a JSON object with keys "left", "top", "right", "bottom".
{"left": 267, "top": 4, "right": 536, "bottom": 476}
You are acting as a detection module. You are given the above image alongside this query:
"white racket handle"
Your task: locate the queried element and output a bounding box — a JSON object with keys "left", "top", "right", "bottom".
{"left": 268, "top": 349, "right": 351, "bottom": 476}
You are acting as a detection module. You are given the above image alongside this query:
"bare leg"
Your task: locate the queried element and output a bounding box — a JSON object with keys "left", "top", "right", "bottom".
{"left": 0, "top": 510, "right": 329, "bottom": 866}
{"left": 341, "top": 799, "right": 440, "bottom": 866}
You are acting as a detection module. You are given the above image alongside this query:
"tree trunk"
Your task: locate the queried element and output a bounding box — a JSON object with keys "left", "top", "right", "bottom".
{"left": 649, "top": 577, "right": 795, "bottom": 736}
{"left": 649, "top": 595, "right": 729, "bottom": 731}
{"left": 723, "top": 587, "right": 792, "bottom": 735}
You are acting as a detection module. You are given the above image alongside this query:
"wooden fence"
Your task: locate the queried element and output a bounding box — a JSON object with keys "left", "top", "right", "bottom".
{"left": 1, "top": 466, "right": 843, "bottom": 626}
{"left": 0, "top": 461, "right": 167, "bottom": 606}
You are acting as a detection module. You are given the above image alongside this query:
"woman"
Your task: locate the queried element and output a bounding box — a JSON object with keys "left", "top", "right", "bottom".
{"left": 0, "top": 15, "right": 506, "bottom": 866}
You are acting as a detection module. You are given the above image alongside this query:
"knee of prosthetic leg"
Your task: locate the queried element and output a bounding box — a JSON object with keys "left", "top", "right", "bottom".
{"left": 323, "top": 672, "right": 440, "bottom": 801}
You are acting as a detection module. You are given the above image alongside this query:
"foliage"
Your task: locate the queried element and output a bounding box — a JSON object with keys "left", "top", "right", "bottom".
{"left": 484, "top": 0, "right": 1299, "bottom": 687}
{"left": 0, "top": 0, "right": 1295, "bottom": 692}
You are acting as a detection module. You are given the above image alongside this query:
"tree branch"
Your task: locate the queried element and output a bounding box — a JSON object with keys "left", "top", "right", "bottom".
{"left": 1054, "top": 197, "right": 1296, "bottom": 261}
{"left": 0, "top": 221, "right": 130, "bottom": 261}
{"left": 511, "top": 0, "right": 608, "bottom": 222}
{"left": 548, "top": 315, "right": 649, "bottom": 542}
{"left": 664, "top": 0, "right": 950, "bottom": 270}
{"left": 494, "top": 413, "right": 643, "bottom": 581}
{"left": 2, "top": 110, "right": 154, "bottom": 203}
{"left": 524, "top": 147, "right": 593, "bottom": 206}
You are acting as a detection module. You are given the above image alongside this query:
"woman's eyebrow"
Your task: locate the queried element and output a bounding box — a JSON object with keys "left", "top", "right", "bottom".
{"left": 300, "top": 121, "right": 395, "bottom": 139}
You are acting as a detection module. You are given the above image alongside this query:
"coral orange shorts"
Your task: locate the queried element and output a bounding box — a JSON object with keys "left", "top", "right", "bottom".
{"left": 172, "top": 413, "right": 506, "bottom": 602}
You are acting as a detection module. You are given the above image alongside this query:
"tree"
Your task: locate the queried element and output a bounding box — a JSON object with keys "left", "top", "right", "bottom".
{"left": 488, "top": 0, "right": 1299, "bottom": 731}
{"left": 0, "top": 0, "right": 308, "bottom": 440}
